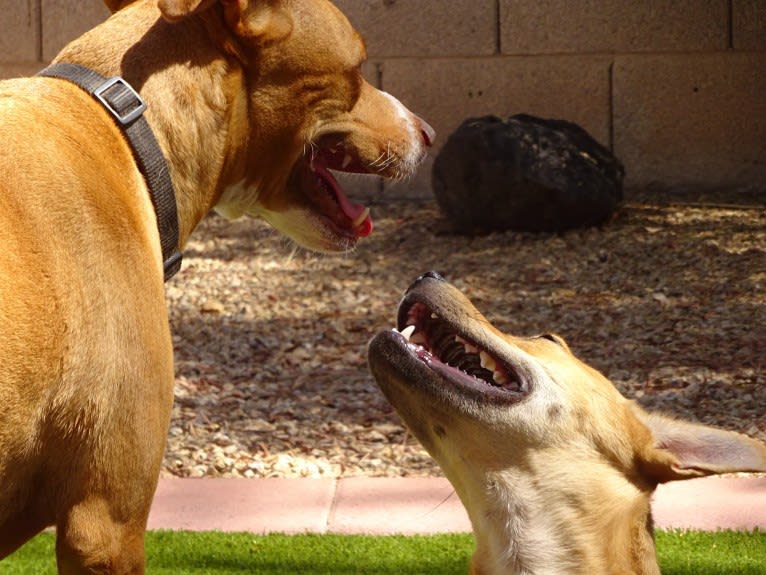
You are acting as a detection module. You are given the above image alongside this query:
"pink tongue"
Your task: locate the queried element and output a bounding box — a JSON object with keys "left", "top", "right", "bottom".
{"left": 338, "top": 193, "right": 373, "bottom": 237}
{"left": 314, "top": 163, "right": 373, "bottom": 237}
{"left": 355, "top": 216, "right": 373, "bottom": 237}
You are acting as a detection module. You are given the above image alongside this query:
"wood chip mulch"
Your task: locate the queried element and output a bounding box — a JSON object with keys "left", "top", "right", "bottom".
{"left": 164, "top": 193, "right": 766, "bottom": 478}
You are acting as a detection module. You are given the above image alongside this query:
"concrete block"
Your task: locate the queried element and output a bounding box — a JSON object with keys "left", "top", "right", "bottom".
{"left": 0, "top": 1, "right": 40, "bottom": 62}
{"left": 332, "top": 0, "right": 497, "bottom": 58}
{"left": 613, "top": 53, "right": 766, "bottom": 189}
{"left": 732, "top": 0, "right": 766, "bottom": 49}
{"left": 500, "top": 0, "right": 728, "bottom": 54}
{"left": 42, "top": 0, "right": 110, "bottom": 61}
{"left": 378, "top": 56, "right": 612, "bottom": 197}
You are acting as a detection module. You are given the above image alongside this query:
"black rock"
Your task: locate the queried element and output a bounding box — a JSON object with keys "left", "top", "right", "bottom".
{"left": 431, "top": 114, "right": 625, "bottom": 233}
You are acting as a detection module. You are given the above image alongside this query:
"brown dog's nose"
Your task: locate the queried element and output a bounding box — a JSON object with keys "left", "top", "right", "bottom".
{"left": 418, "top": 117, "right": 436, "bottom": 147}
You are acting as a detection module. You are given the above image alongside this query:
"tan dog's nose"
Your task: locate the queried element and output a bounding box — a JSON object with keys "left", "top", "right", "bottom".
{"left": 418, "top": 116, "right": 436, "bottom": 147}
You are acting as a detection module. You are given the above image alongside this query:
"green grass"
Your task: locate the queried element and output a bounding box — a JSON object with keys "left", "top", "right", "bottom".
{"left": 655, "top": 530, "right": 766, "bottom": 575}
{"left": 3, "top": 529, "right": 764, "bottom": 574}
{"left": 1, "top": 532, "right": 472, "bottom": 575}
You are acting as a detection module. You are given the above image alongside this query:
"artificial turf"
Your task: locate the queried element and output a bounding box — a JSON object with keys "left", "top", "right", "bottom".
{"left": 3, "top": 529, "right": 764, "bottom": 574}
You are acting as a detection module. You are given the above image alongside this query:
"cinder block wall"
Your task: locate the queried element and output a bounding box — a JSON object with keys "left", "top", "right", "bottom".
{"left": 2, "top": 1, "right": 764, "bottom": 198}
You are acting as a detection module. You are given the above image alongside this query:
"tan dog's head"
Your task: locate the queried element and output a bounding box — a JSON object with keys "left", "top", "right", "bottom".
{"left": 144, "top": 0, "right": 433, "bottom": 252}
{"left": 368, "top": 272, "right": 766, "bottom": 574}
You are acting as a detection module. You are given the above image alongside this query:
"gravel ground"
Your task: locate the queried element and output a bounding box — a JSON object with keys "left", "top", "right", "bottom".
{"left": 164, "top": 191, "right": 766, "bottom": 478}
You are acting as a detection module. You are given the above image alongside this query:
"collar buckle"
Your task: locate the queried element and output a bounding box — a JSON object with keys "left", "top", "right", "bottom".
{"left": 92, "top": 76, "right": 147, "bottom": 126}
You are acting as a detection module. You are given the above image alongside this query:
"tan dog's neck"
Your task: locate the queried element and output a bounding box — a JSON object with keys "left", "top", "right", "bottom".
{"left": 54, "top": 3, "right": 246, "bottom": 246}
{"left": 462, "top": 466, "right": 660, "bottom": 575}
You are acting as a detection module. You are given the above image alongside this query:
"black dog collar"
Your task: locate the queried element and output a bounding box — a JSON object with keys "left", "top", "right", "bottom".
{"left": 38, "top": 63, "right": 183, "bottom": 281}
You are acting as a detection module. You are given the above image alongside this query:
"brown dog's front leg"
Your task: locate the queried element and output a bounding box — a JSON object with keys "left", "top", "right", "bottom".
{"left": 56, "top": 497, "right": 148, "bottom": 575}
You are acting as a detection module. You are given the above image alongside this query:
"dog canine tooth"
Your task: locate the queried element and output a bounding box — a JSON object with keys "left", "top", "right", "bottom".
{"left": 493, "top": 370, "right": 508, "bottom": 385}
{"left": 352, "top": 206, "right": 370, "bottom": 227}
{"left": 479, "top": 350, "right": 496, "bottom": 371}
{"left": 342, "top": 154, "right": 353, "bottom": 169}
{"left": 399, "top": 325, "right": 416, "bottom": 341}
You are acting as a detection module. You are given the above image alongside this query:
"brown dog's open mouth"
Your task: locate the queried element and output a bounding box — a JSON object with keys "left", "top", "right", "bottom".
{"left": 293, "top": 139, "right": 375, "bottom": 241}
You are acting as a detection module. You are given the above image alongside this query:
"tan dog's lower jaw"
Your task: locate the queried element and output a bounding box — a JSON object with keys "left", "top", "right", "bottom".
{"left": 368, "top": 273, "right": 766, "bottom": 575}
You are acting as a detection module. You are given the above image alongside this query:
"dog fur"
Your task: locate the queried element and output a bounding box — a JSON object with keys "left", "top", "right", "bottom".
{"left": 368, "top": 272, "right": 766, "bottom": 575}
{"left": 0, "top": 1, "right": 432, "bottom": 571}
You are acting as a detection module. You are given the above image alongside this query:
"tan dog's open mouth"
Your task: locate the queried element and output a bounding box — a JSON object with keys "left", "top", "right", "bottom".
{"left": 370, "top": 272, "right": 530, "bottom": 406}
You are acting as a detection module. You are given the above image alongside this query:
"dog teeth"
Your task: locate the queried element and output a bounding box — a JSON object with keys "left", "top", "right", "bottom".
{"left": 430, "top": 312, "right": 439, "bottom": 319}
{"left": 342, "top": 154, "right": 353, "bottom": 169}
{"left": 455, "top": 335, "right": 479, "bottom": 354}
{"left": 400, "top": 325, "right": 416, "bottom": 341}
{"left": 493, "top": 370, "right": 508, "bottom": 385}
{"left": 352, "top": 207, "right": 370, "bottom": 227}
{"left": 479, "top": 351, "right": 496, "bottom": 371}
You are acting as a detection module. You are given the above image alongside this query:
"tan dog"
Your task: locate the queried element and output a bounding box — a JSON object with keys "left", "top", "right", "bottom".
{"left": 368, "top": 272, "right": 766, "bottom": 575}
{"left": 0, "top": 0, "right": 432, "bottom": 571}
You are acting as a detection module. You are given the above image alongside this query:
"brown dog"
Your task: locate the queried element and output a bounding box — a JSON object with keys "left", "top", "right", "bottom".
{"left": 368, "top": 272, "right": 766, "bottom": 575}
{"left": 0, "top": 1, "right": 432, "bottom": 571}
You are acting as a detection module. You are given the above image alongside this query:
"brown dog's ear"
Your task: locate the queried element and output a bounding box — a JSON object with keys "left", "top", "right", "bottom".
{"left": 636, "top": 410, "right": 766, "bottom": 483}
{"left": 103, "top": 0, "right": 138, "bottom": 13}
{"left": 221, "top": 0, "right": 292, "bottom": 42}
{"left": 158, "top": 0, "right": 217, "bottom": 22}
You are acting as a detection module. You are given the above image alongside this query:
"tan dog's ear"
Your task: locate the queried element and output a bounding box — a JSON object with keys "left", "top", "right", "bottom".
{"left": 636, "top": 410, "right": 766, "bottom": 483}
{"left": 220, "top": 0, "right": 293, "bottom": 42}
{"left": 158, "top": 0, "right": 217, "bottom": 22}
